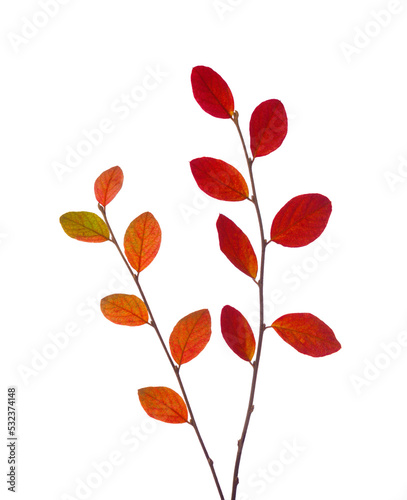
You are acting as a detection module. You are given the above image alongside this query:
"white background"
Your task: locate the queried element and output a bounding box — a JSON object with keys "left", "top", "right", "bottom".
{"left": 2, "top": 1, "right": 407, "bottom": 499}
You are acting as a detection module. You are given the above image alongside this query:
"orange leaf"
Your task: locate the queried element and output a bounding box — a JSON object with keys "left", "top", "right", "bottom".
{"left": 271, "top": 313, "right": 341, "bottom": 357}
{"left": 138, "top": 387, "right": 189, "bottom": 424}
{"left": 169, "top": 309, "right": 211, "bottom": 365}
{"left": 221, "top": 305, "right": 256, "bottom": 362}
{"left": 190, "top": 157, "right": 249, "bottom": 201}
{"left": 250, "top": 99, "right": 288, "bottom": 159}
{"left": 191, "top": 66, "right": 234, "bottom": 119}
{"left": 100, "top": 294, "right": 149, "bottom": 326}
{"left": 124, "top": 212, "right": 161, "bottom": 272}
{"left": 94, "top": 166, "right": 124, "bottom": 207}
{"left": 270, "top": 194, "right": 332, "bottom": 247}
{"left": 60, "top": 211, "right": 109, "bottom": 242}
{"left": 216, "top": 214, "right": 258, "bottom": 279}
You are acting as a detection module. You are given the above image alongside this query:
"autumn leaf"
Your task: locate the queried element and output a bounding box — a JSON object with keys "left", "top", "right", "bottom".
{"left": 221, "top": 305, "right": 256, "bottom": 362}
{"left": 170, "top": 309, "right": 211, "bottom": 365}
{"left": 271, "top": 313, "right": 341, "bottom": 357}
{"left": 270, "top": 194, "right": 332, "bottom": 247}
{"left": 60, "top": 211, "right": 110, "bottom": 242}
{"left": 100, "top": 294, "right": 149, "bottom": 326}
{"left": 250, "top": 99, "right": 287, "bottom": 159}
{"left": 191, "top": 66, "right": 234, "bottom": 119}
{"left": 216, "top": 214, "right": 258, "bottom": 279}
{"left": 124, "top": 212, "right": 161, "bottom": 272}
{"left": 138, "top": 387, "right": 189, "bottom": 424}
{"left": 190, "top": 157, "right": 249, "bottom": 201}
{"left": 94, "top": 166, "right": 124, "bottom": 207}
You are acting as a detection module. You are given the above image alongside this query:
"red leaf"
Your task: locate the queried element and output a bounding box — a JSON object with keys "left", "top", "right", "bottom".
{"left": 100, "top": 294, "right": 149, "bottom": 326}
{"left": 94, "top": 166, "right": 124, "bottom": 207}
{"left": 190, "top": 157, "right": 249, "bottom": 202}
{"left": 221, "top": 305, "right": 256, "bottom": 362}
{"left": 124, "top": 212, "right": 161, "bottom": 272}
{"left": 250, "top": 99, "right": 288, "bottom": 159}
{"left": 170, "top": 309, "right": 211, "bottom": 366}
{"left": 191, "top": 66, "right": 234, "bottom": 119}
{"left": 138, "top": 387, "right": 188, "bottom": 424}
{"left": 216, "top": 214, "right": 258, "bottom": 279}
{"left": 271, "top": 313, "right": 341, "bottom": 357}
{"left": 270, "top": 194, "right": 332, "bottom": 247}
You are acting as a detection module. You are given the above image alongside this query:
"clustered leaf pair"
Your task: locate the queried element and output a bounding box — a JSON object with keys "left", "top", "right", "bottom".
{"left": 60, "top": 65, "right": 341, "bottom": 500}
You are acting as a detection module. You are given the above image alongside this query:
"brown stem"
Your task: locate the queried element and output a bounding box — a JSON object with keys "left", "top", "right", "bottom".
{"left": 230, "top": 112, "right": 268, "bottom": 500}
{"left": 98, "top": 204, "right": 225, "bottom": 500}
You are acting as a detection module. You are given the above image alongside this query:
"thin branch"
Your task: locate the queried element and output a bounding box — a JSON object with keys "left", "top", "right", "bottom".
{"left": 230, "top": 112, "right": 268, "bottom": 500}
{"left": 98, "top": 204, "right": 225, "bottom": 500}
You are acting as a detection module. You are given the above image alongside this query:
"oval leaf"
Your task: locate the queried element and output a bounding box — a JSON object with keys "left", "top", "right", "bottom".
{"left": 124, "top": 212, "right": 161, "bottom": 272}
{"left": 270, "top": 194, "right": 332, "bottom": 247}
{"left": 221, "top": 306, "right": 256, "bottom": 362}
{"left": 216, "top": 214, "right": 258, "bottom": 279}
{"left": 191, "top": 66, "right": 234, "bottom": 119}
{"left": 271, "top": 313, "right": 341, "bottom": 357}
{"left": 60, "top": 211, "right": 109, "bottom": 242}
{"left": 170, "top": 309, "right": 211, "bottom": 366}
{"left": 138, "top": 387, "right": 188, "bottom": 424}
{"left": 94, "top": 166, "right": 124, "bottom": 207}
{"left": 100, "top": 294, "right": 149, "bottom": 326}
{"left": 190, "top": 157, "right": 249, "bottom": 201}
{"left": 250, "top": 99, "right": 288, "bottom": 159}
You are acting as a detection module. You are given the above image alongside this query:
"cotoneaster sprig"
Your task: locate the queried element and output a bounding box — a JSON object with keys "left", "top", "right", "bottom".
{"left": 59, "top": 65, "right": 341, "bottom": 500}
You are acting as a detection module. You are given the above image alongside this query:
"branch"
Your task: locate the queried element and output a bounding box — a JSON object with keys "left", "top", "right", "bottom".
{"left": 230, "top": 112, "right": 268, "bottom": 500}
{"left": 99, "top": 204, "right": 225, "bottom": 500}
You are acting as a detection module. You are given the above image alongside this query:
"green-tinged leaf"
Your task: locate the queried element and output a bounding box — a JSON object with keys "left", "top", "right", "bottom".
{"left": 60, "top": 211, "right": 109, "bottom": 242}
